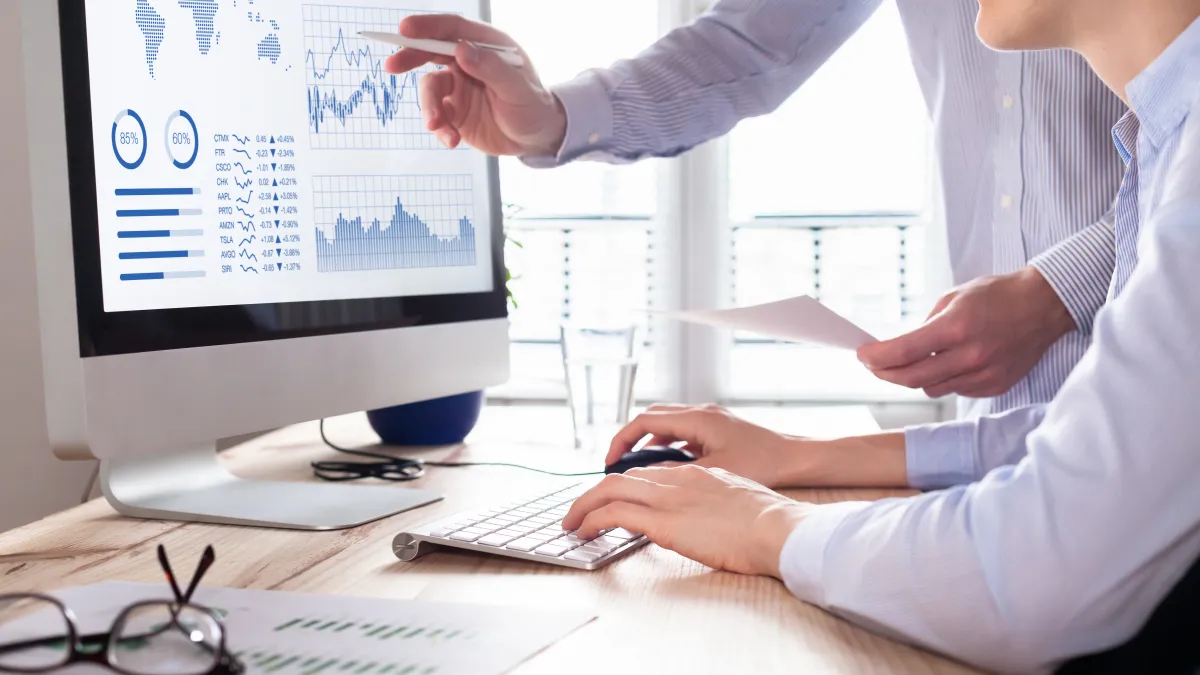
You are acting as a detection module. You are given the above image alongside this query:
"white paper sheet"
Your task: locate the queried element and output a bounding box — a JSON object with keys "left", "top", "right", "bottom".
{"left": 658, "top": 295, "right": 877, "bottom": 350}
{"left": 7, "top": 582, "right": 594, "bottom": 675}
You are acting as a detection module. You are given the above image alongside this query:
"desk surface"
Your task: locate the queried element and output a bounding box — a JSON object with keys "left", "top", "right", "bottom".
{"left": 0, "top": 406, "right": 978, "bottom": 674}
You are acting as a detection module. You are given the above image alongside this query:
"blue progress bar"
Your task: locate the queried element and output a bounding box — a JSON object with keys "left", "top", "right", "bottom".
{"left": 120, "top": 271, "right": 206, "bottom": 281}
{"left": 115, "top": 188, "right": 202, "bottom": 196}
{"left": 118, "top": 250, "right": 204, "bottom": 260}
{"left": 116, "top": 208, "right": 203, "bottom": 218}
{"left": 118, "top": 229, "right": 204, "bottom": 238}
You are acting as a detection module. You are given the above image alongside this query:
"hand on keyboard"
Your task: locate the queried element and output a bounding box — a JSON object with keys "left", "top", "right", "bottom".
{"left": 563, "top": 466, "right": 817, "bottom": 578}
{"left": 401, "top": 482, "right": 650, "bottom": 569}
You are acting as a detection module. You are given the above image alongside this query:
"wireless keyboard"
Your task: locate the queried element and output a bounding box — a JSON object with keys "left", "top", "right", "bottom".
{"left": 393, "top": 481, "right": 649, "bottom": 570}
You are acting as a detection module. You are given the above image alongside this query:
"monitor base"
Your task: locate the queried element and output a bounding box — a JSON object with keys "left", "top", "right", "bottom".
{"left": 98, "top": 444, "right": 442, "bottom": 530}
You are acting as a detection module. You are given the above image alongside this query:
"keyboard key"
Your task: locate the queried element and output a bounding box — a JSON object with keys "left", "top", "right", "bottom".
{"left": 564, "top": 549, "right": 604, "bottom": 563}
{"left": 607, "top": 528, "right": 641, "bottom": 541}
{"left": 449, "top": 529, "right": 488, "bottom": 542}
{"left": 561, "top": 534, "right": 591, "bottom": 548}
{"left": 477, "top": 533, "right": 516, "bottom": 547}
{"left": 528, "top": 516, "right": 554, "bottom": 525}
{"left": 495, "top": 528, "right": 524, "bottom": 538}
{"left": 581, "top": 542, "right": 615, "bottom": 555}
{"left": 528, "top": 531, "right": 558, "bottom": 542}
{"left": 480, "top": 519, "right": 509, "bottom": 529}
{"left": 597, "top": 535, "right": 627, "bottom": 548}
{"left": 430, "top": 527, "right": 456, "bottom": 537}
{"left": 494, "top": 515, "right": 521, "bottom": 524}
{"left": 534, "top": 544, "right": 569, "bottom": 557}
{"left": 506, "top": 538, "right": 541, "bottom": 552}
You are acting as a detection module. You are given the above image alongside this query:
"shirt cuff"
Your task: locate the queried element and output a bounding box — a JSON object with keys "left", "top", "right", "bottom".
{"left": 904, "top": 420, "right": 978, "bottom": 490}
{"left": 779, "top": 501, "right": 873, "bottom": 606}
{"left": 520, "top": 72, "right": 615, "bottom": 169}
{"left": 1028, "top": 219, "right": 1116, "bottom": 336}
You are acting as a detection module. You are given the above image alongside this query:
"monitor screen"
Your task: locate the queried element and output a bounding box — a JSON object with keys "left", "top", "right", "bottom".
{"left": 58, "top": 0, "right": 506, "bottom": 355}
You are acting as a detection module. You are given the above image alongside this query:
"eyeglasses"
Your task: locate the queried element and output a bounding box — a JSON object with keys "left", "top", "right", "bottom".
{"left": 0, "top": 545, "right": 244, "bottom": 675}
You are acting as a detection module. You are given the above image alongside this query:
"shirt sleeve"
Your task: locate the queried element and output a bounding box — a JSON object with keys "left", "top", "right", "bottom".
{"left": 522, "top": 0, "right": 884, "bottom": 168}
{"left": 778, "top": 198, "right": 1200, "bottom": 674}
{"left": 1029, "top": 214, "right": 1117, "bottom": 336}
{"left": 903, "top": 404, "right": 1048, "bottom": 490}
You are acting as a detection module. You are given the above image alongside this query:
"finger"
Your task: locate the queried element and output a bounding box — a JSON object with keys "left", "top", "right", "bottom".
{"left": 857, "top": 316, "right": 959, "bottom": 371}
{"left": 575, "top": 502, "right": 658, "bottom": 540}
{"left": 645, "top": 435, "right": 683, "bottom": 448}
{"left": 924, "top": 367, "right": 1010, "bottom": 399}
{"left": 384, "top": 49, "right": 455, "bottom": 74}
{"left": 606, "top": 410, "right": 707, "bottom": 465}
{"left": 645, "top": 403, "right": 691, "bottom": 413}
{"left": 924, "top": 291, "right": 955, "bottom": 321}
{"left": 869, "top": 345, "right": 984, "bottom": 390}
{"left": 563, "top": 474, "right": 671, "bottom": 530}
{"left": 399, "top": 14, "right": 519, "bottom": 47}
{"left": 453, "top": 42, "right": 537, "bottom": 105}
{"left": 419, "top": 70, "right": 456, "bottom": 130}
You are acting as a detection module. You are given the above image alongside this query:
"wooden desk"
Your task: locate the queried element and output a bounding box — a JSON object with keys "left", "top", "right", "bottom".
{"left": 0, "top": 406, "right": 978, "bottom": 674}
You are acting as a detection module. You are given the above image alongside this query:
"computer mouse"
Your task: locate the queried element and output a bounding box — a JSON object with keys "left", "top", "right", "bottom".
{"left": 605, "top": 446, "right": 697, "bottom": 474}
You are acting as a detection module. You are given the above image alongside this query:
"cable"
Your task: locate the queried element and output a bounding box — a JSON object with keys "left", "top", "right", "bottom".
{"left": 311, "top": 419, "right": 604, "bottom": 482}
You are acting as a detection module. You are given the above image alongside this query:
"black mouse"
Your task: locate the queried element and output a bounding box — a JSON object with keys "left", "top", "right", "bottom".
{"left": 605, "top": 446, "right": 697, "bottom": 474}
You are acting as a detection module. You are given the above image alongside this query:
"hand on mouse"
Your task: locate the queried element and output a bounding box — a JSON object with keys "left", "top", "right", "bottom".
{"left": 606, "top": 404, "right": 794, "bottom": 488}
{"left": 562, "top": 465, "right": 816, "bottom": 578}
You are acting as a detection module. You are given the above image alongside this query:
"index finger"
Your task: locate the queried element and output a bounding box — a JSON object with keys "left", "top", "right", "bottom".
{"left": 856, "top": 320, "right": 955, "bottom": 371}
{"left": 400, "top": 14, "right": 518, "bottom": 47}
{"left": 563, "top": 474, "right": 670, "bottom": 530}
{"left": 605, "top": 410, "right": 705, "bottom": 466}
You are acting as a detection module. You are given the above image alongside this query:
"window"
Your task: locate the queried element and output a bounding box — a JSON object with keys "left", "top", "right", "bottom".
{"left": 491, "top": 0, "right": 937, "bottom": 404}
{"left": 725, "top": 2, "right": 935, "bottom": 400}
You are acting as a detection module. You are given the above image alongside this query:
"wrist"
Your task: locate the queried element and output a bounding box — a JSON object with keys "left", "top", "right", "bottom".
{"left": 531, "top": 92, "right": 568, "bottom": 156}
{"left": 1018, "top": 266, "right": 1076, "bottom": 340}
{"left": 777, "top": 434, "right": 908, "bottom": 488}
{"left": 752, "top": 502, "right": 809, "bottom": 579}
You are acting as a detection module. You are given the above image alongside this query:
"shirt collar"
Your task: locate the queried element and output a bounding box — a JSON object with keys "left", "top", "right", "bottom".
{"left": 1111, "top": 111, "right": 1140, "bottom": 165}
{"left": 1126, "top": 15, "right": 1200, "bottom": 149}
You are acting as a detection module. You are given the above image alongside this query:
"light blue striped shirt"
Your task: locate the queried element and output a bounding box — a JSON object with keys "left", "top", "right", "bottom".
{"left": 536, "top": 0, "right": 1126, "bottom": 418}
{"left": 783, "top": 17, "right": 1200, "bottom": 672}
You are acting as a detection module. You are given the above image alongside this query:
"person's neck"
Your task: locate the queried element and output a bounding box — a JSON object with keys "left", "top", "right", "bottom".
{"left": 1073, "top": 2, "right": 1200, "bottom": 105}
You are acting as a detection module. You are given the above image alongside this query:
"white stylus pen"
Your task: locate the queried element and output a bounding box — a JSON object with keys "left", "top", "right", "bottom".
{"left": 358, "top": 31, "right": 524, "bottom": 67}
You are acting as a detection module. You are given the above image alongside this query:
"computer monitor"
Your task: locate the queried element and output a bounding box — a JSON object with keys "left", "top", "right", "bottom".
{"left": 16, "top": 0, "right": 509, "bottom": 529}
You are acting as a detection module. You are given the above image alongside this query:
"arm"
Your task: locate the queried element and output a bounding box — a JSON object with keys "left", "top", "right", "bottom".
{"left": 1029, "top": 213, "right": 1118, "bottom": 335}
{"left": 902, "top": 404, "right": 1047, "bottom": 489}
{"left": 781, "top": 199, "right": 1200, "bottom": 673}
{"left": 529, "top": 0, "right": 885, "bottom": 167}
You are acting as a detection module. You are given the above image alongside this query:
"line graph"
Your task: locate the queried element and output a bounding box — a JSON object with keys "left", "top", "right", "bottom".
{"left": 303, "top": 4, "right": 451, "bottom": 151}
{"left": 313, "top": 174, "right": 477, "bottom": 273}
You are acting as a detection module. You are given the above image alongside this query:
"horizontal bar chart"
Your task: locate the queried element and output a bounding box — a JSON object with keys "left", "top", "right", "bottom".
{"left": 114, "top": 187, "right": 202, "bottom": 196}
{"left": 116, "top": 208, "right": 204, "bottom": 218}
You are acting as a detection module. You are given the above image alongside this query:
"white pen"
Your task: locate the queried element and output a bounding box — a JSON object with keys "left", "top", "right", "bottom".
{"left": 358, "top": 31, "right": 524, "bottom": 68}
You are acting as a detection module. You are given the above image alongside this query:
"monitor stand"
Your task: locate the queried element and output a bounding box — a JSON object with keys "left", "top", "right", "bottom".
{"left": 98, "top": 443, "right": 442, "bottom": 530}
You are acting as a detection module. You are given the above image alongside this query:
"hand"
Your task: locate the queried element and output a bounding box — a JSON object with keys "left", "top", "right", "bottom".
{"left": 383, "top": 15, "right": 567, "bottom": 156}
{"left": 857, "top": 267, "right": 1076, "bottom": 398}
{"left": 605, "top": 404, "right": 794, "bottom": 488}
{"left": 563, "top": 466, "right": 813, "bottom": 577}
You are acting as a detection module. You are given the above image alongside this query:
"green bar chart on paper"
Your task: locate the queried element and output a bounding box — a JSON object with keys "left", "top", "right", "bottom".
{"left": 32, "top": 582, "right": 595, "bottom": 675}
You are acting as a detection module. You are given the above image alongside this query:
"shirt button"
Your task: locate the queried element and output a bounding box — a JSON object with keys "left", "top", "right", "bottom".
{"left": 1002, "top": 94, "right": 1014, "bottom": 109}
{"left": 587, "top": 132, "right": 600, "bottom": 145}
{"left": 1001, "top": 194, "right": 1014, "bottom": 210}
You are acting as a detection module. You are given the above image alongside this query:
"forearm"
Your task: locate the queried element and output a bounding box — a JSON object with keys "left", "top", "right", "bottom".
{"left": 527, "top": 0, "right": 882, "bottom": 167}
{"left": 904, "top": 404, "right": 1047, "bottom": 489}
{"left": 776, "top": 432, "right": 908, "bottom": 488}
{"left": 1029, "top": 216, "right": 1117, "bottom": 335}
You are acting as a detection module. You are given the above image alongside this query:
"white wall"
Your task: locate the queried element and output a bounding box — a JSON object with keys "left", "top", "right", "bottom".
{"left": 0, "top": 0, "right": 97, "bottom": 533}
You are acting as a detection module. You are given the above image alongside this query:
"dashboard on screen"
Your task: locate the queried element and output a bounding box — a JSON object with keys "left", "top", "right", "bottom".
{"left": 83, "top": 0, "right": 495, "bottom": 313}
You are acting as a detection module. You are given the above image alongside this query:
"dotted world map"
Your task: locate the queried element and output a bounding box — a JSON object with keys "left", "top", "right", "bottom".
{"left": 135, "top": 0, "right": 282, "bottom": 78}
